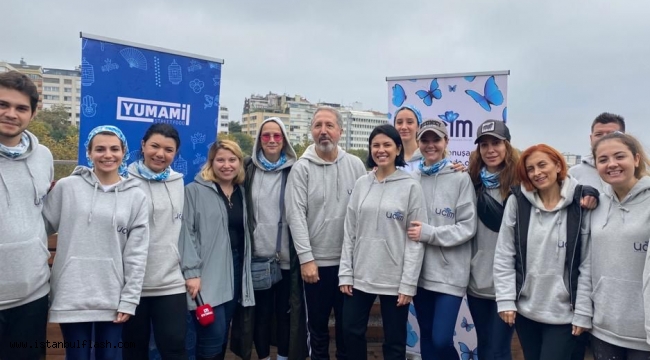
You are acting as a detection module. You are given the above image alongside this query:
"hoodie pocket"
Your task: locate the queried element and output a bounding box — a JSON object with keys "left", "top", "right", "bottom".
{"left": 469, "top": 250, "right": 495, "bottom": 293}
{"left": 0, "top": 239, "right": 51, "bottom": 303}
{"left": 591, "top": 277, "right": 644, "bottom": 338}
{"left": 311, "top": 217, "right": 345, "bottom": 260}
{"left": 353, "top": 237, "right": 400, "bottom": 285}
{"left": 142, "top": 244, "right": 183, "bottom": 289}
{"left": 519, "top": 274, "right": 571, "bottom": 313}
{"left": 51, "top": 257, "right": 122, "bottom": 311}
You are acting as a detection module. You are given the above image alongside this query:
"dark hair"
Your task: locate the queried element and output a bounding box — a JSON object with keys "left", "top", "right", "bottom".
{"left": 593, "top": 132, "right": 649, "bottom": 179}
{"left": 87, "top": 131, "right": 125, "bottom": 152}
{"left": 468, "top": 138, "right": 520, "bottom": 199}
{"left": 0, "top": 71, "right": 39, "bottom": 114}
{"left": 142, "top": 123, "right": 181, "bottom": 150}
{"left": 591, "top": 112, "right": 625, "bottom": 133}
{"left": 366, "top": 124, "right": 406, "bottom": 168}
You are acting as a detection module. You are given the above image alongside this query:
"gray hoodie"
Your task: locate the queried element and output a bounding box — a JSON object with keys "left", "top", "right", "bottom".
{"left": 127, "top": 163, "right": 186, "bottom": 297}
{"left": 493, "top": 176, "right": 592, "bottom": 327}
{"left": 468, "top": 187, "right": 502, "bottom": 299}
{"left": 179, "top": 175, "right": 255, "bottom": 309}
{"left": 589, "top": 176, "right": 650, "bottom": 351}
{"left": 569, "top": 154, "right": 608, "bottom": 192}
{"left": 0, "top": 131, "right": 53, "bottom": 310}
{"left": 43, "top": 166, "right": 150, "bottom": 323}
{"left": 249, "top": 118, "right": 297, "bottom": 270}
{"left": 286, "top": 145, "right": 367, "bottom": 266}
{"left": 412, "top": 164, "right": 477, "bottom": 297}
{"left": 339, "top": 170, "right": 426, "bottom": 296}
{"left": 400, "top": 149, "right": 424, "bottom": 173}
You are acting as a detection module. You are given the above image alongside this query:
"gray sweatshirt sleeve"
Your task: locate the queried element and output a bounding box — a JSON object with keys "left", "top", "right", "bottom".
{"left": 339, "top": 185, "right": 360, "bottom": 287}
{"left": 118, "top": 197, "right": 150, "bottom": 315}
{"left": 400, "top": 183, "right": 426, "bottom": 296}
{"left": 572, "top": 211, "right": 593, "bottom": 328}
{"left": 179, "top": 185, "right": 202, "bottom": 279}
{"left": 643, "top": 234, "right": 650, "bottom": 343}
{"left": 285, "top": 162, "right": 314, "bottom": 264}
{"left": 42, "top": 181, "right": 63, "bottom": 236}
{"left": 419, "top": 176, "right": 477, "bottom": 247}
{"left": 494, "top": 195, "right": 519, "bottom": 313}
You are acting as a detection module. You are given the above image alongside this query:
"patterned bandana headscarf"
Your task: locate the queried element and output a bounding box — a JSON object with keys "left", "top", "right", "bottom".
{"left": 84, "top": 125, "right": 130, "bottom": 177}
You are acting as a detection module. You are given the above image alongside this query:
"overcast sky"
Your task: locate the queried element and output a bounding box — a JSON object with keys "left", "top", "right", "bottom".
{"left": 2, "top": 0, "right": 648, "bottom": 154}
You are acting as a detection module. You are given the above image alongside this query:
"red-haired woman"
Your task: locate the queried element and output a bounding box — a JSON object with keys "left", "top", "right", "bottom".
{"left": 493, "top": 144, "right": 598, "bottom": 360}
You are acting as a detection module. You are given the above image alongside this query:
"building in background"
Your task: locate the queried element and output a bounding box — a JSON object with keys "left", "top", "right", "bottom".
{"left": 563, "top": 152, "right": 582, "bottom": 167}
{"left": 341, "top": 109, "right": 389, "bottom": 150}
{"left": 1, "top": 59, "right": 44, "bottom": 110}
{"left": 42, "top": 67, "right": 82, "bottom": 125}
{"left": 217, "top": 106, "right": 231, "bottom": 134}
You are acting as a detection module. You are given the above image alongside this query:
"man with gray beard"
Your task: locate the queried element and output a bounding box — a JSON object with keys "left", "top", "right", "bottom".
{"left": 286, "top": 106, "right": 366, "bottom": 360}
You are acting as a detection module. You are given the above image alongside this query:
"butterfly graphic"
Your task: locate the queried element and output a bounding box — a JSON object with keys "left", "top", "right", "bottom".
{"left": 459, "top": 342, "right": 478, "bottom": 360}
{"left": 438, "top": 111, "right": 459, "bottom": 123}
{"left": 465, "top": 75, "right": 504, "bottom": 112}
{"left": 502, "top": 107, "right": 508, "bottom": 123}
{"left": 464, "top": 76, "right": 476, "bottom": 82}
{"left": 461, "top": 317, "right": 475, "bottom": 332}
{"left": 392, "top": 84, "right": 407, "bottom": 107}
{"left": 448, "top": 85, "right": 457, "bottom": 92}
{"left": 416, "top": 79, "right": 442, "bottom": 106}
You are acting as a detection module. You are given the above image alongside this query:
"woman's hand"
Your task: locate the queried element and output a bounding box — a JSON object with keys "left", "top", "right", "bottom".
{"left": 499, "top": 310, "right": 516, "bottom": 326}
{"left": 451, "top": 161, "right": 467, "bottom": 172}
{"left": 407, "top": 221, "right": 422, "bottom": 242}
{"left": 397, "top": 294, "right": 412, "bottom": 307}
{"left": 114, "top": 312, "right": 131, "bottom": 323}
{"left": 572, "top": 325, "right": 587, "bottom": 336}
{"left": 186, "top": 278, "right": 201, "bottom": 299}
{"left": 340, "top": 285, "right": 353, "bottom": 296}
{"left": 580, "top": 195, "right": 598, "bottom": 210}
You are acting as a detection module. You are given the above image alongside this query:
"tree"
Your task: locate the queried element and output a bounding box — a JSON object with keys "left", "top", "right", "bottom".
{"left": 218, "top": 132, "right": 255, "bottom": 156}
{"left": 347, "top": 149, "right": 370, "bottom": 169}
{"left": 228, "top": 122, "right": 242, "bottom": 133}
{"left": 293, "top": 134, "right": 312, "bottom": 158}
{"left": 32, "top": 105, "right": 75, "bottom": 141}
{"left": 28, "top": 107, "right": 79, "bottom": 180}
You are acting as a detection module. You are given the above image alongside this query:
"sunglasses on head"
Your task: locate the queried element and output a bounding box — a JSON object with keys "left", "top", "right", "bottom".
{"left": 261, "top": 133, "right": 283, "bottom": 142}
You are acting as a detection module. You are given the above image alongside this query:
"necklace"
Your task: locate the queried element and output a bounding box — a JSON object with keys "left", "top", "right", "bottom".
{"left": 224, "top": 192, "right": 233, "bottom": 209}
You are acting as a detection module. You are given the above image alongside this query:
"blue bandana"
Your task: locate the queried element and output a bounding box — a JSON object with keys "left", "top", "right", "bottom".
{"left": 84, "top": 125, "right": 130, "bottom": 177}
{"left": 257, "top": 150, "right": 287, "bottom": 171}
{"left": 480, "top": 167, "right": 500, "bottom": 189}
{"left": 419, "top": 157, "right": 449, "bottom": 176}
{"left": 135, "top": 160, "right": 170, "bottom": 182}
{"left": 0, "top": 132, "right": 30, "bottom": 158}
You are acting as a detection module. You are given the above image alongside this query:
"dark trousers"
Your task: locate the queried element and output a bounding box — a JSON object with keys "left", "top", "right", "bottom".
{"left": 571, "top": 332, "right": 590, "bottom": 360}
{"left": 0, "top": 295, "right": 48, "bottom": 360}
{"left": 467, "top": 295, "right": 515, "bottom": 360}
{"left": 591, "top": 335, "right": 650, "bottom": 360}
{"left": 515, "top": 314, "right": 575, "bottom": 360}
{"left": 413, "top": 288, "right": 462, "bottom": 360}
{"left": 59, "top": 321, "right": 123, "bottom": 360}
{"left": 122, "top": 292, "right": 188, "bottom": 360}
{"left": 254, "top": 269, "right": 291, "bottom": 358}
{"left": 303, "top": 265, "right": 346, "bottom": 360}
{"left": 342, "top": 289, "right": 409, "bottom": 360}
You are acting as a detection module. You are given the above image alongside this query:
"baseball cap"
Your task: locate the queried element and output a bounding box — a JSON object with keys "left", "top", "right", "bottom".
{"left": 474, "top": 120, "right": 511, "bottom": 144}
{"left": 417, "top": 119, "right": 448, "bottom": 140}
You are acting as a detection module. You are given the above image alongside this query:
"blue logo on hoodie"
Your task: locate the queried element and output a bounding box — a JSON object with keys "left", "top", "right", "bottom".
{"left": 386, "top": 211, "right": 405, "bottom": 222}
{"left": 435, "top": 207, "right": 455, "bottom": 219}
{"left": 634, "top": 240, "right": 648, "bottom": 252}
{"left": 174, "top": 213, "right": 183, "bottom": 220}
{"left": 117, "top": 226, "right": 128, "bottom": 235}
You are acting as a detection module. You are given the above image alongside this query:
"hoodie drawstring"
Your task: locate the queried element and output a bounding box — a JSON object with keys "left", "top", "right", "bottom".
{"left": 147, "top": 182, "right": 157, "bottom": 225}
{"left": 24, "top": 162, "right": 40, "bottom": 206}
{"left": 336, "top": 162, "right": 341, "bottom": 202}
{"left": 112, "top": 187, "right": 119, "bottom": 226}
{"left": 0, "top": 169, "right": 10, "bottom": 206}
{"left": 88, "top": 183, "right": 99, "bottom": 223}
{"left": 163, "top": 182, "right": 175, "bottom": 223}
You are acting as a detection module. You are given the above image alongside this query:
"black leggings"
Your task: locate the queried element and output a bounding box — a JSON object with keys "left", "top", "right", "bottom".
{"left": 515, "top": 314, "right": 575, "bottom": 360}
{"left": 592, "top": 335, "right": 650, "bottom": 360}
{"left": 122, "top": 292, "right": 188, "bottom": 360}
{"left": 253, "top": 269, "right": 291, "bottom": 358}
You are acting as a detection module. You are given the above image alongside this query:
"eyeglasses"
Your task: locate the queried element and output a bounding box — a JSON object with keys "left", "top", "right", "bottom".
{"left": 261, "top": 133, "right": 283, "bottom": 142}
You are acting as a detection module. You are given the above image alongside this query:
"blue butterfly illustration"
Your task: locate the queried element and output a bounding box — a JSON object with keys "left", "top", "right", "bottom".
{"left": 459, "top": 342, "right": 478, "bottom": 360}
{"left": 387, "top": 113, "right": 392, "bottom": 121}
{"left": 448, "top": 85, "right": 457, "bottom": 92}
{"left": 406, "top": 321, "right": 419, "bottom": 347}
{"left": 465, "top": 76, "right": 504, "bottom": 112}
{"left": 438, "top": 111, "right": 459, "bottom": 123}
{"left": 502, "top": 107, "right": 508, "bottom": 123}
{"left": 392, "top": 84, "right": 407, "bottom": 107}
{"left": 461, "top": 317, "right": 475, "bottom": 332}
{"left": 416, "top": 79, "right": 442, "bottom": 106}
{"left": 464, "top": 76, "right": 476, "bottom": 82}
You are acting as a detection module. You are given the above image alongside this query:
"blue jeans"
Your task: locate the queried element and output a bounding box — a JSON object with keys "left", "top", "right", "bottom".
{"left": 59, "top": 321, "right": 123, "bottom": 360}
{"left": 413, "top": 288, "right": 462, "bottom": 360}
{"left": 191, "top": 249, "right": 242, "bottom": 357}
{"left": 467, "top": 295, "right": 515, "bottom": 360}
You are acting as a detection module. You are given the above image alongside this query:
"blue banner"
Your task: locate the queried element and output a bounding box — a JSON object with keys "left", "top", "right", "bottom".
{"left": 79, "top": 35, "right": 222, "bottom": 180}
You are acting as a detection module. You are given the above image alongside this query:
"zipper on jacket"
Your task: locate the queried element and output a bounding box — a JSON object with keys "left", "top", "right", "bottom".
{"left": 568, "top": 206, "right": 582, "bottom": 311}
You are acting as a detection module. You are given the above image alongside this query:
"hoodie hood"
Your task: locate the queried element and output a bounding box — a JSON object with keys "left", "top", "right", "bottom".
{"left": 0, "top": 131, "right": 49, "bottom": 207}
{"left": 600, "top": 176, "right": 650, "bottom": 229}
{"left": 581, "top": 154, "right": 595, "bottom": 168}
{"left": 71, "top": 165, "right": 141, "bottom": 225}
{"left": 521, "top": 175, "right": 578, "bottom": 212}
{"left": 251, "top": 117, "right": 297, "bottom": 171}
{"left": 127, "top": 162, "right": 184, "bottom": 225}
{"left": 300, "top": 144, "right": 347, "bottom": 164}
{"left": 0, "top": 130, "right": 39, "bottom": 161}
{"left": 392, "top": 105, "right": 423, "bottom": 125}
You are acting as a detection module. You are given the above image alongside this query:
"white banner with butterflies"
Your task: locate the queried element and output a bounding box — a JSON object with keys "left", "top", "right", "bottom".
{"left": 387, "top": 71, "right": 509, "bottom": 167}
{"left": 386, "top": 71, "right": 509, "bottom": 359}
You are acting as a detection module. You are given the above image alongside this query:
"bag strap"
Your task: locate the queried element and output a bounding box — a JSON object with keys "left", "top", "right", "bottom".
{"left": 275, "top": 170, "right": 288, "bottom": 259}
